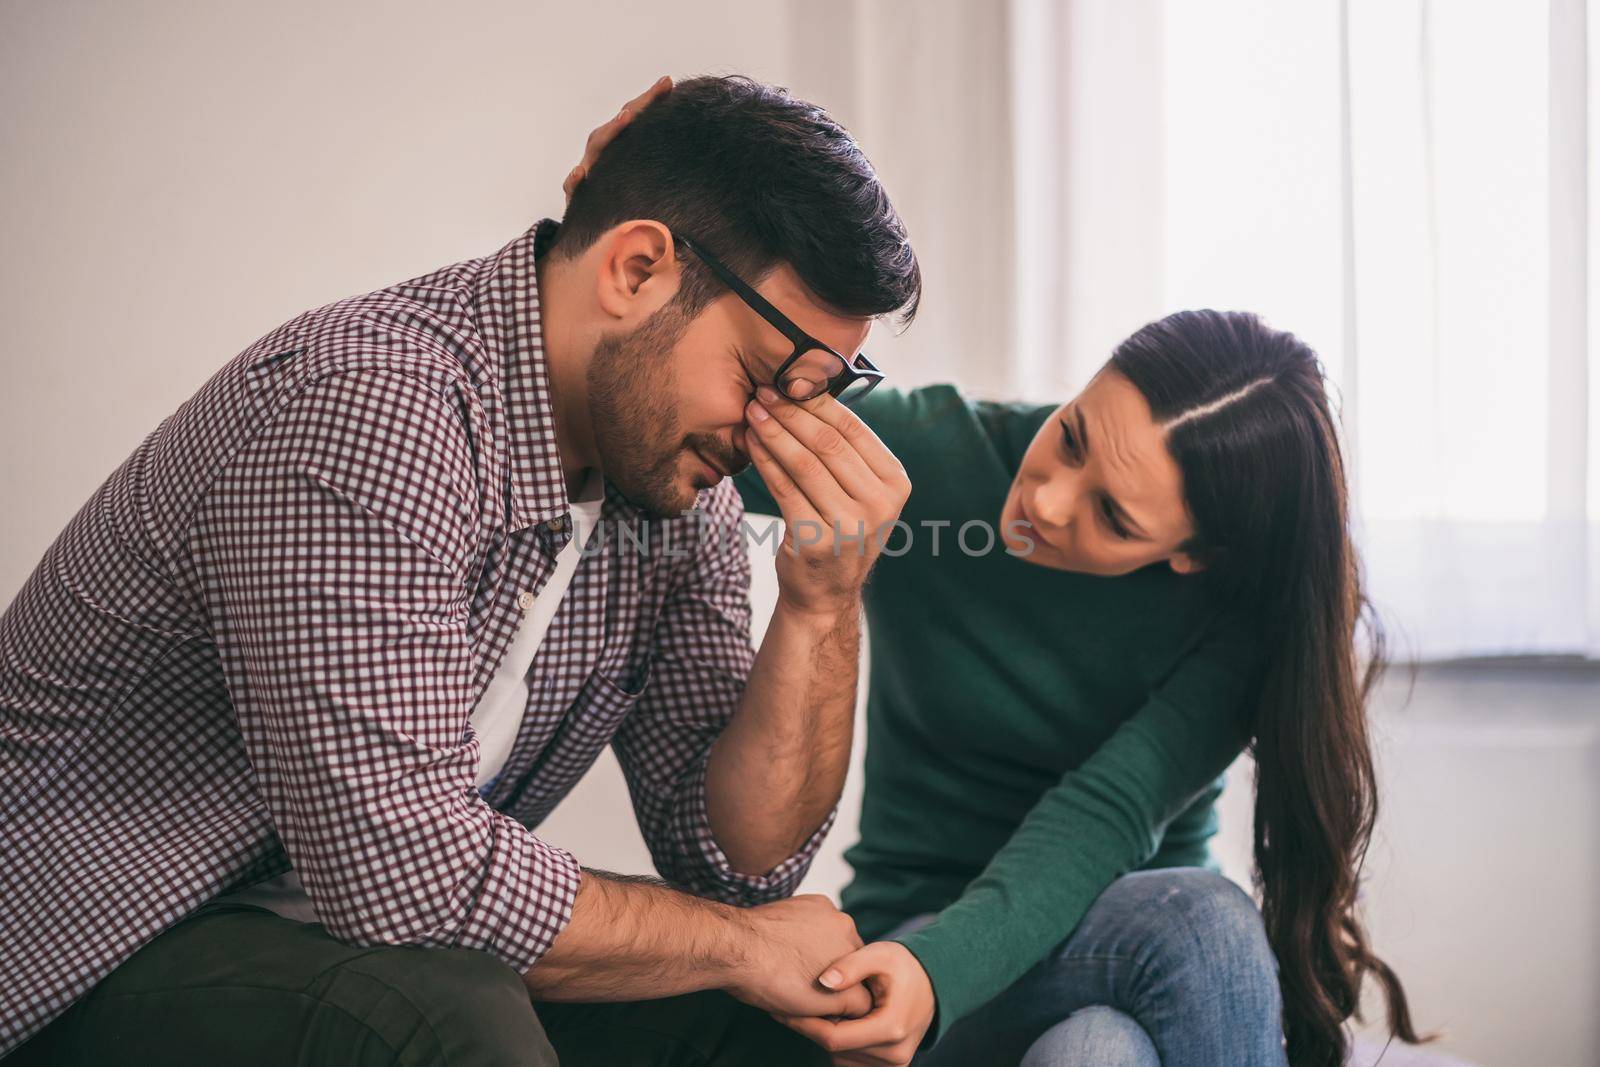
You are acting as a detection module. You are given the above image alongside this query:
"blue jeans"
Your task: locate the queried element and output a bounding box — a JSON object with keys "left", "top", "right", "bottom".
{"left": 890, "top": 869, "right": 1288, "bottom": 1067}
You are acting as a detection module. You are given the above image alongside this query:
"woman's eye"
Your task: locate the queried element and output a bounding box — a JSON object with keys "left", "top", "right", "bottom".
{"left": 1100, "top": 498, "right": 1131, "bottom": 540}
{"left": 1058, "top": 418, "right": 1079, "bottom": 460}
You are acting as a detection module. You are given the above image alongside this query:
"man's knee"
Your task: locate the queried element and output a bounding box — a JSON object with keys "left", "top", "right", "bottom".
{"left": 321, "top": 942, "right": 555, "bottom": 1067}
{"left": 11, "top": 931, "right": 554, "bottom": 1067}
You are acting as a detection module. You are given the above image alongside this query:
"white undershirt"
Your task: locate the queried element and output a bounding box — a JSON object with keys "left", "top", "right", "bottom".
{"left": 214, "top": 471, "right": 606, "bottom": 924}
{"left": 471, "top": 470, "right": 604, "bottom": 788}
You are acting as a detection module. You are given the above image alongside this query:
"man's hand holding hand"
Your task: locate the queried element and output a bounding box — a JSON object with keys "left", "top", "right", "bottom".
{"left": 774, "top": 941, "right": 937, "bottom": 1067}
{"left": 724, "top": 894, "right": 873, "bottom": 1020}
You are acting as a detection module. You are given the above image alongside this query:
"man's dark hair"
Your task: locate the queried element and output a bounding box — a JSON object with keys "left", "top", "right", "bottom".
{"left": 550, "top": 75, "right": 920, "bottom": 327}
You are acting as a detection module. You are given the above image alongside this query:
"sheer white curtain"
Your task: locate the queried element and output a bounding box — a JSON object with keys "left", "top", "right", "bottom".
{"left": 1004, "top": 0, "right": 1599, "bottom": 659}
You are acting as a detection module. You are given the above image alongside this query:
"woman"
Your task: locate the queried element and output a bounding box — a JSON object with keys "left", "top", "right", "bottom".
{"left": 572, "top": 84, "right": 1420, "bottom": 1067}
{"left": 743, "top": 321, "right": 1423, "bottom": 1067}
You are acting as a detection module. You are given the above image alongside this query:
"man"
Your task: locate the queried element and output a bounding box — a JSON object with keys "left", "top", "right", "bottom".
{"left": 1, "top": 75, "right": 919, "bottom": 1064}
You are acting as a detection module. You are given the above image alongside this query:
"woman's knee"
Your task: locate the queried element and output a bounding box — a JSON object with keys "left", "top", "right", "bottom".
{"left": 1021, "top": 1006, "right": 1159, "bottom": 1067}
{"left": 1104, "top": 869, "right": 1279, "bottom": 993}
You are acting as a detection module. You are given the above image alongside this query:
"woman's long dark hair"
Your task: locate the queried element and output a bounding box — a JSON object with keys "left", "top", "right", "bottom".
{"left": 1110, "top": 310, "right": 1422, "bottom": 1067}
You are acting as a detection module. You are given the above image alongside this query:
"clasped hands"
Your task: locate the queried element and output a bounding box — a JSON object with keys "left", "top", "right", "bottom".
{"left": 731, "top": 894, "right": 936, "bottom": 1067}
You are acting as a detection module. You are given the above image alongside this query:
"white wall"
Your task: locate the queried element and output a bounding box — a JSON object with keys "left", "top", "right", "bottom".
{"left": 0, "top": 0, "right": 805, "bottom": 599}
{"left": 1217, "top": 666, "right": 1600, "bottom": 1067}
{"left": 0, "top": 0, "right": 1017, "bottom": 601}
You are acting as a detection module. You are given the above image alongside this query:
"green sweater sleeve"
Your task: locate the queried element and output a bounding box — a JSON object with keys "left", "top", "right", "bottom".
{"left": 895, "top": 621, "right": 1264, "bottom": 1043}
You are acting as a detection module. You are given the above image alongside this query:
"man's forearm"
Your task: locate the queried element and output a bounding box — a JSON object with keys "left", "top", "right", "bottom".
{"left": 524, "top": 869, "right": 747, "bottom": 1000}
{"left": 703, "top": 598, "right": 860, "bottom": 875}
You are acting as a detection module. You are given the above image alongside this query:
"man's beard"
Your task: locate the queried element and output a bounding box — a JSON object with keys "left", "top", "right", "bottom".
{"left": 587, "top": 306, "right": 749, "bottom": 519}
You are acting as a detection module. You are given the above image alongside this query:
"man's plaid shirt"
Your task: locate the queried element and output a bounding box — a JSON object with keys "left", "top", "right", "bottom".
{"left": 0, "top": 220, "right": 831, "bottom": 1053}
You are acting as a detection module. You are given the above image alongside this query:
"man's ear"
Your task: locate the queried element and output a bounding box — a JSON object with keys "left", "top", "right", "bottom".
{"left": 594, "top": 220, "right": 679, "bottom": 322}
{"left": 1168, "top": 549, "right": 1207, "bottom": 575}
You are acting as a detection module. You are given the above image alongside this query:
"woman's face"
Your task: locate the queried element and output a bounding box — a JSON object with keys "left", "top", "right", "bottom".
{"left": 999, "top": 369, "right": 1204, "bottom": 576}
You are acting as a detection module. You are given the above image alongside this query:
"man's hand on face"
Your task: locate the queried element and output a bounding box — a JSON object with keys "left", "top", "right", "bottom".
{"left": 561, "top": 79, "right": 913, "bottom": 606}
{"left": 725, "top": 894, "right": 873, "bottom": 1019}
{"left": 741, "top": 388, "right": 911, "bottom": 619}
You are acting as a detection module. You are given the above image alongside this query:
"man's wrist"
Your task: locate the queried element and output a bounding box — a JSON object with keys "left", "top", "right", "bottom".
{"left": 710, "top": 902, "right": 759, "bottom": 992}
{"left": 772, "top": 591, "right": 862, "bottom": 634}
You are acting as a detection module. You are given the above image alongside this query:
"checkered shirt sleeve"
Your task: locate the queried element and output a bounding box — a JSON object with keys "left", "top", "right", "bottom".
{"left": 188, "top": 368, "right": 581, "bottom": 971}
{"left": 610, "top": 481, "right": 835, "bottom": 905}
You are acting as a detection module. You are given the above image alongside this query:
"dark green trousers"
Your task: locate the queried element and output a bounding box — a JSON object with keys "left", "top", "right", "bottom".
{"left": 8, "top": 905, "right": 828, "bottom": 1066}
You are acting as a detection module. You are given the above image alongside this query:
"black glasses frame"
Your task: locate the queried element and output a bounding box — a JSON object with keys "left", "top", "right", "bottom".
{"left": 676, "top": 233, "right": 884, "bottom": 405}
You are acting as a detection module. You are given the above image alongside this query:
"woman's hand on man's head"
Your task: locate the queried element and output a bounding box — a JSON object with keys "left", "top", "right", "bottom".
{"left": 563, "top": 75, "right": 674, "bottom": 205}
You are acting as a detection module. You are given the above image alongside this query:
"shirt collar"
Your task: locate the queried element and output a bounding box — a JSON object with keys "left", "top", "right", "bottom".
{"left": 472, "top": 218, "right": 571, "bottom": 534}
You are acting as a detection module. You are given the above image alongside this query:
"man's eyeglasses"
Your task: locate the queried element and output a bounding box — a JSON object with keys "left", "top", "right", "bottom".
{"left": 676, "top": 234, "right": 885, "bottom": 406}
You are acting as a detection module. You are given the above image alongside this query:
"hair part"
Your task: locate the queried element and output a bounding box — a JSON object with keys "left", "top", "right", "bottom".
{"left": 549, "top": 74, "right": 920, "bottom": 330}
{"left": 1160, "top": 375, "right": 1273, "bottom": 433}
{"left": 1111, "top": 310, "right": 1425, "bottom": 1067}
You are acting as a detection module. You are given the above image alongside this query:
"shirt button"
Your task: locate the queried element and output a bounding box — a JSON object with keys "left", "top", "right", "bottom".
{"left": 545, "top": 515, "right": 568, "bottom": 532}
{"left": 517, "top": 590, "right": 536, "bottom": 610}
